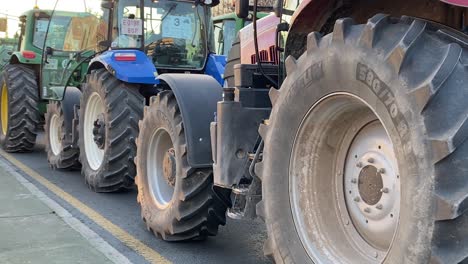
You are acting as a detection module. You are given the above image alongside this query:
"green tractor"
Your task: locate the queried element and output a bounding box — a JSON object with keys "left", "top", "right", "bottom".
{"left": 213, "top": 12, "right": 269, "bottom": 87}
{"left": 0, "top": 38, "right": 18, "bottom": 70}
{"left": 0, "top": 8, "right": 91, "bottom": 166}
{"left": 213, "top": 12, "right": 269, "bottom": 57}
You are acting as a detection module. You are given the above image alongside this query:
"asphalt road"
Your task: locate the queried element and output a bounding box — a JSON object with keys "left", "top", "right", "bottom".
{"left": 1, "top": 133, "right": 270, "bottom": 264}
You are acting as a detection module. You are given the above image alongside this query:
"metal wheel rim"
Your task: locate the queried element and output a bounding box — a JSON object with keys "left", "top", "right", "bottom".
{"left": 147, "top": 128, "right": 175, "bottom": 209}
{"left": 49, "top": 113, "right": 62, "bottom": 156}
{"left": 1, "top": 82, "right": 8, "bottom": 135}
{"left": 289, "top": 92, "right": 400, "bottom": 263}
{"left": 83, "top": 92, "right": 105, "bottom": 170}
{"left": 343, "top": 120, "right": 400, "bottom": 250}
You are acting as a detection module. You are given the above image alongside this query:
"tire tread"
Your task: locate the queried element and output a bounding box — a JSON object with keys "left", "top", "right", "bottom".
{"left": 1, "top": 64, "right": 39, "bottom": 152}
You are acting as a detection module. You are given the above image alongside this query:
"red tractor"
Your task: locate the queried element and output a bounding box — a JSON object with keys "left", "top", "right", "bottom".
{"left": 135, "top": 0, "right": 467, "bottom": 262}
{"left": 217, "top": 0, "right": 468, "bottom": 262}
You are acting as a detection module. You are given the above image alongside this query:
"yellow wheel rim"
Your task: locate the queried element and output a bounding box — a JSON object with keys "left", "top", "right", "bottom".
{"left": 1, "top": 82, "right": 8, "bottom": 135}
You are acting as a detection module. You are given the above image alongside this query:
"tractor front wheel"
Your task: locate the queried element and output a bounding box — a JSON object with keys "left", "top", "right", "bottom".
{"left": 135, "top": 91, "right": 227, "bottom": 241}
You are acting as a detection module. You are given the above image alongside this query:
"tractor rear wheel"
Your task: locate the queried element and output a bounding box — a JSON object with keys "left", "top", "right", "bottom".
{"left": 79, "top": 69, "right": 144, "bottom": 192}
{"left": 257, "top": 15, "right": 468, "bottom": 263}
{"left": 135, "top": 91, "right": 227, "bottom": 241}
{"left": 0, "top": 64, "right": 39, "bottom": 152}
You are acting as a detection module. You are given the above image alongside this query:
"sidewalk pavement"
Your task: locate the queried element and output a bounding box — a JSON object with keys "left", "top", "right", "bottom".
{"left": 0, "top": 161, "right": 113, "bottom": 264}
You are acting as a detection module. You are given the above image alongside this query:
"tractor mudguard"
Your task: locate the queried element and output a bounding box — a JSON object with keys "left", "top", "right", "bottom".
{"left": 204, "top": 54, "right": 226, "bottom": 86}
{"left": 440, "top": 0, "right": 468, "bottom": 7}
{"left": 157, "top": 73, "right": 222, "bottom": 167}
{"left": 61, "top": 86, "right": 82, "bottom": 136}
{"left": 88, "top": 50, "right": 159, "bottom": 84}
{"left": 10, "top": 51, "right": 42, "bottom": 65}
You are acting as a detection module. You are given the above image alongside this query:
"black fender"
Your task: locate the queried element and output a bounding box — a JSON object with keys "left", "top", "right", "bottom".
{"left": 157, "top": 74, "right": 222, "bottom": 168}
{"left": 61, "top": 87, "right": 82, "bottom": 145}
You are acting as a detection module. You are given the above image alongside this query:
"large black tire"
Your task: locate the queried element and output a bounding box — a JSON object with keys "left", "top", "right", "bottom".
{"left": 135, "top": 91, "right": 227, "bottom": 241}
{"left": 79, "top": 69, "right": 144, "bottom": 192}
{"left": 223, "top": 35, "right": 240, "bottom": 87}
{"left": 45, "top": 101, "right": 80, "bottom": 169}
{"left": 257, "top": 15, "right": 468, "bottom": 263}
{"left": 0, "top": 64, "right": 39, "bottom": 152}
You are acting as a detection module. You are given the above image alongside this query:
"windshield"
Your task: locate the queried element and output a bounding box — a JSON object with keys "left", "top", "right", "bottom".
{"left": 115, "top": 0, "right": 208, "bottom": 69}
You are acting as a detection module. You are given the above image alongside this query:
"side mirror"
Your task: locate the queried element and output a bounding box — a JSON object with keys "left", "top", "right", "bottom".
{"left": 273, "top": 0, "right": 283, "bottom": 17}
{"left": 236, "top": 0, "right": 249, "bottom": 19}
{"left": 101, "top": 1, "right": 114, "bottom": 9}
{"left": 45, "top": 46, "right": 54, "bottom": 56}
{"left": 98, "top": 40, "right": 112, "bottom": 50}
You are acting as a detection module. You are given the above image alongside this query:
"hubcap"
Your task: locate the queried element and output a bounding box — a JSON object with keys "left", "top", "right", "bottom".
{"left": 93, "top": 113, "right": 106, "bottom": 149}
{"left": 83, "top": 92, "right": 105, "bottom": 170}
{"left": 290, "top": 93, "right": 400, "bottom": 263}
{"left": 162, "top": 148, "right": 176, "bottom": 187}
{"left": 1, "top": 82, "right": 8, "bottom": 135}
{"left": 147, "top": 128, "right": 176, "bottom": 209}
{"left": 49, "top": 114, "right": 62, "bottom": 155}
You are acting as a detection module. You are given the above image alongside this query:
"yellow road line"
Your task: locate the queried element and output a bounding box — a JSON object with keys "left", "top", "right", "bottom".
{"left": 0, "top": 149, "right": 170, "bottom": 264}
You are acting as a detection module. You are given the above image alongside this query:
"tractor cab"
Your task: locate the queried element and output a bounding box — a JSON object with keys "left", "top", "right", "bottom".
{"left": 0, "top": 9, "right": 56, "bottom": 68}
{"left": 41, "top": 0, "right": 222, "bottom": 102}
{"left": 113, "top": 0, "right": 214, "bottom": 71}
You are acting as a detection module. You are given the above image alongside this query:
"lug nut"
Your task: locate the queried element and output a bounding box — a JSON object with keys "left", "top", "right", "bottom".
{"left": 354, "top": 196, "right": 361, "bottom": 202}
{"left": 378, "top": 168, "right": 385, "bottom": 174}
{"left": 356, "top": 162, "right": 363, "bottom": 168}
{"left": 364, "top": 207, "right": 371, "bottom": 213}
{"left": 367, "top": 157, "right": 374, "bottom": 163}
{"left": 376, "top": 204, "right": 383, "bottom": 210}
{"left": 381, "top": 187, "right": 389, "bottom": 193}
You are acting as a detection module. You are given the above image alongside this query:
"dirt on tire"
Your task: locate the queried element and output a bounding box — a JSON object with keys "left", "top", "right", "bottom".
{"left": 135, "top": 91, "right": 228, "bottom": 241}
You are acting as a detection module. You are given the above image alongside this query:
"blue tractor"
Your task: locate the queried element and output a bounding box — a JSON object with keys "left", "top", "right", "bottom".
{"left": 42, "top": 0, "right": 227, "bottom": 240}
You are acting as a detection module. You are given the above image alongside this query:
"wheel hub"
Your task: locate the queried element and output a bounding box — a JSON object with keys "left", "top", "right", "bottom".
{"left": 162, "top": 148, "right": 176, "bottom": 187}
{"left": 358, "top": 165, "right": 383, "bottom": 205}
{"left": 344, "top": 122, "right": 400, "bottom": 250}
{"left": 92, "top": 113, "right": 106, "bottom": 149}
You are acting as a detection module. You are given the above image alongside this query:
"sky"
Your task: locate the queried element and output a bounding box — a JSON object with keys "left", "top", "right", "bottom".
{"left": 0, "top": 0, "right": 101, "bottom": 38}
